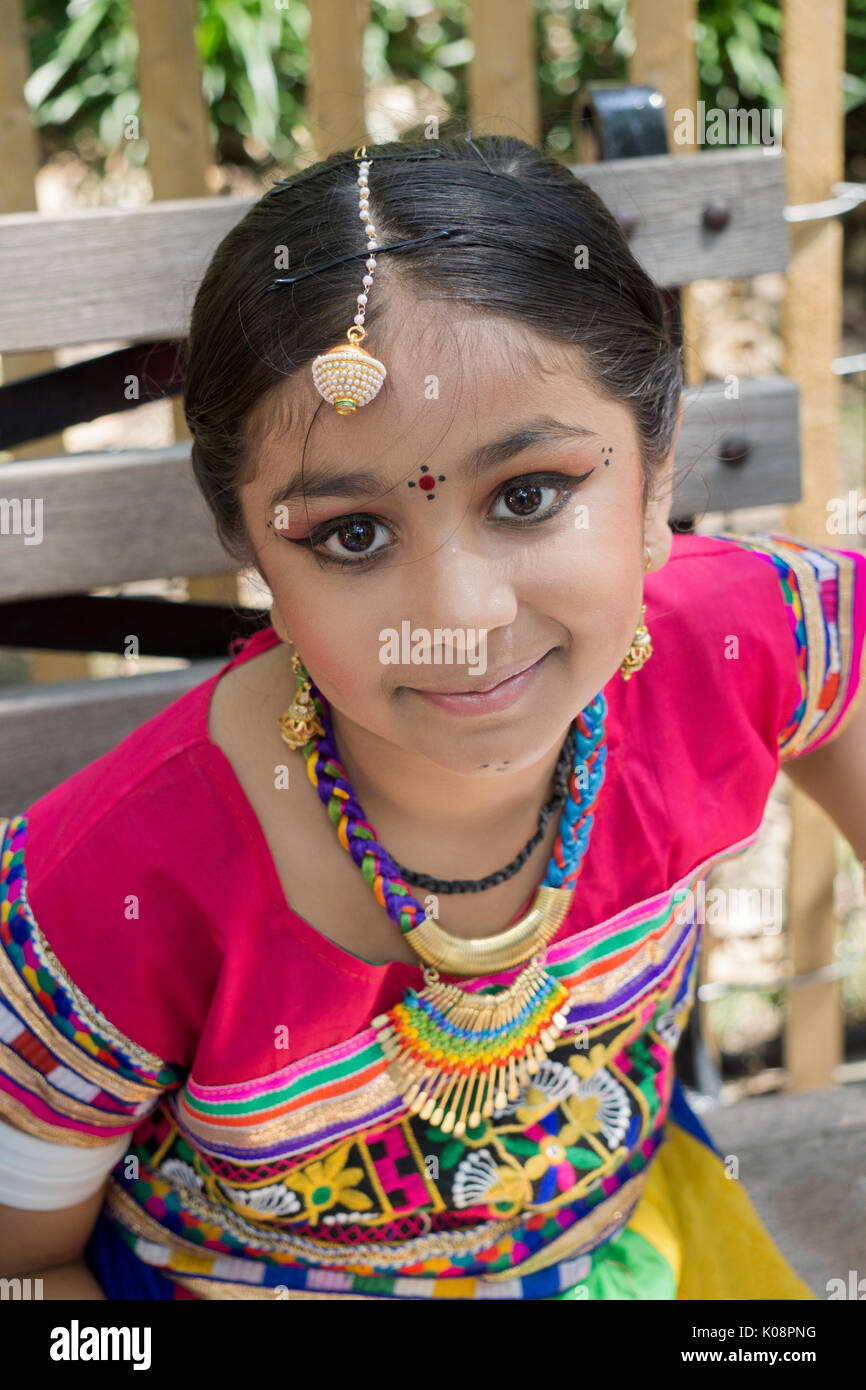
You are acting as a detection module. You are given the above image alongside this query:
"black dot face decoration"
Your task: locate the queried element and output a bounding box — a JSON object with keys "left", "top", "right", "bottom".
{"left": 408, "top": 465, "right": 447, "bottom": 499}
{"left": 601, "top": 446, "right": 614, "bottom": 466}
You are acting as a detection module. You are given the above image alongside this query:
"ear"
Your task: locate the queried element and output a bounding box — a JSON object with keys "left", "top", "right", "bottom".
{"left": 269, "top": 602, "right": 292, "bottom": 644}
{"left": 644, "top": 395, "right": 683, "bottom": 571}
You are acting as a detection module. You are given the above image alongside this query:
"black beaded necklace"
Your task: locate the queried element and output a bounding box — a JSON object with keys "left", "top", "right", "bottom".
{"left": 392, "top": 723, "right": 577, "bottom": 894}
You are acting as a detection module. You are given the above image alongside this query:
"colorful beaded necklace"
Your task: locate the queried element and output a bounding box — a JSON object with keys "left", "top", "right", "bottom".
{"left": 288, "top": 672, "right": 609, "bottom": 1136}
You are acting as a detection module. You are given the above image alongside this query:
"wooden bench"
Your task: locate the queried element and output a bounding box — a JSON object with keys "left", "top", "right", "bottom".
{"left": 699, "top": 1081, "right": 866, "bottom": 1297}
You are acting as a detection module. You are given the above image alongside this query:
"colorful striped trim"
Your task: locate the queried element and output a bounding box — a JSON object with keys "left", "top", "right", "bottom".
{"left": 0, "top": 814, "right": 185, "bottom": 1145}
{"left": 175, "top": 831, "right": 753, "bottom": 1162}
{"left": 102, "top": 1131, "right": 663, "bottom": 1299}
{"left": 76, "top": 841, "right": 747, "bottom": 1297}
{"left": 709, "top": 531, "right": 863, "bottom": 759}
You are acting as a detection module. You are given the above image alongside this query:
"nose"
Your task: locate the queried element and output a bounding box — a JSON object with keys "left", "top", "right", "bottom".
{"left": 398, "top": 533, "right": 517, "bottom": 649}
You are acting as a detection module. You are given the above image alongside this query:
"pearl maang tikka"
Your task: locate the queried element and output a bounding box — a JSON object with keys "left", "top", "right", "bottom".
{"left": 311, "top": 147, "right": 388, "bottom": 415}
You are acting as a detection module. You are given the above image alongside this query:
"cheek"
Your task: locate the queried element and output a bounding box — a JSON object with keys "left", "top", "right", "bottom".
{"left": 580, "top": 489, "right": 645, "bottom": 627}
{"left": 568, "top": 584, "right": 643, "bottom": 690}
{"left": 269, "top": 583, "right": 384, "bottom": 705}
{"left": 537, "top": 531, "right": 644, "bottom": 677}
{"left": 586, "top": 563, "right": 645, "bottom": 658}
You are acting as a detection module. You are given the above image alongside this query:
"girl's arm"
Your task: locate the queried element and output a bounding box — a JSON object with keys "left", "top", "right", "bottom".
{"left": 9, "top": 1259, "right": 107, "bottom": 1300}
{"left": 782, "top": 692, "right": 866, "bottom": 862}
{"left": 0, "top": 1113, "right": 111, "bottom": 1295}
{"left": 0, "top": 1180, "right": 106, "bottom": 1283}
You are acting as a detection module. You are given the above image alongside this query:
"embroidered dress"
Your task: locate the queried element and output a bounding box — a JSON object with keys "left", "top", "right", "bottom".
{"left": 1, "top": 532, "right": 864, "bottom": 1300}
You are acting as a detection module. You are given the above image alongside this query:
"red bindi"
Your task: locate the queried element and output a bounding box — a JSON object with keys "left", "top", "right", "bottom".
{"left": 408, "top": 465, "right": 447, "bottom": 499}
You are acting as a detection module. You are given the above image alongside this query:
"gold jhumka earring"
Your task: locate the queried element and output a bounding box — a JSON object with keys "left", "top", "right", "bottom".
{"left": 619, "top": 544, "right": 653, "bottom": 680}
{"left": 276, "top": 641, "right": 325, "bottom": 750}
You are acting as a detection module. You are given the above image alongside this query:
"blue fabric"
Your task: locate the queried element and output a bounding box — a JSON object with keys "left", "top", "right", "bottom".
{"left": 669, "top": 1075, "right": 724, "bottom": 1157}
{"left": 84, "top": 1206, "right": 178, "bottom": 1300}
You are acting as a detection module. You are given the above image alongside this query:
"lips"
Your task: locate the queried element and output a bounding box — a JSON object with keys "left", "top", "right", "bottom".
{"left": 411, "top": 651, "right": 550, "bottom": 696}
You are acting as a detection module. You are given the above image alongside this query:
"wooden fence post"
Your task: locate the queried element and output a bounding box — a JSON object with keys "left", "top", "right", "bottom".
{"left": 0, "top": 0, "right": 87, "bottom": 684}
{"left": 466, "top": 0, "right": 539, "bottom": 144}
{"left": 306, "top": 0, "right": 367, "bottom": 156}
{"left": 780, "top": 0, "right": 847, "bottom": 1092}
{"left": 131, "top": 0, "right": 238, "bottom": 606}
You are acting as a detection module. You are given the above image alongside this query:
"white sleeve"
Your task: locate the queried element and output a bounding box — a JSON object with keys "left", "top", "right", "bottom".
{"left": 0, "top": 1115, "right": 129, "bottom": 1210}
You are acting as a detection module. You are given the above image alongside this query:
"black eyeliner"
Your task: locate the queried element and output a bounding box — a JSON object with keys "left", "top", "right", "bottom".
{"left": 282, "top": 467, "right": 596, "bottom": 567}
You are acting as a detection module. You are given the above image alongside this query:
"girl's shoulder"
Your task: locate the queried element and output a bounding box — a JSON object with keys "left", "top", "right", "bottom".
{"left": 0, "top": 623, "right": 281, "bottom": 1093}
{"left": 15, "top": 620, "right": 281, "bottom": 895}
{"left": 648, "top": 529, "right": 866, "bottom": 763}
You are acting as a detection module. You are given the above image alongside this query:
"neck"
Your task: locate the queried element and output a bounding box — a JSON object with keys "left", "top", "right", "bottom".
{"left": 327, "top": 702, "right": 572, "bottom": 880}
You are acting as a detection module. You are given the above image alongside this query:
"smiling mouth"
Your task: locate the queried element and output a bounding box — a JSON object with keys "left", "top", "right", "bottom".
{"left": 408, "top": 650, "right": 553, "bottom": 696}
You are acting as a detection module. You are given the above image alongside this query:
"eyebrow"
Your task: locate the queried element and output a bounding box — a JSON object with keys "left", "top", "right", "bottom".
{"left": 265, "top": 415, "right": 599, "bottom": 513}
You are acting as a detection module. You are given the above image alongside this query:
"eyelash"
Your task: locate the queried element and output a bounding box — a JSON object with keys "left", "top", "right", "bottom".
{"left": 287, "top": 469, "right": 595, "bottom": 570}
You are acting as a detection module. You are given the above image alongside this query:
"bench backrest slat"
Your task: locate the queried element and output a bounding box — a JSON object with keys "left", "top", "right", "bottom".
{"left": 0, "top": 664, "right": 224, "bottom": 812}
{"left": 0, "top": 149, "right": 787, "bottom": 354}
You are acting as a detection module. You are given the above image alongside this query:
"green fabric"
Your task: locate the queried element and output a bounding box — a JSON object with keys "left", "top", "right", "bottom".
{"left": 552, "top": 1227, "right": 677, "bottom": 1300}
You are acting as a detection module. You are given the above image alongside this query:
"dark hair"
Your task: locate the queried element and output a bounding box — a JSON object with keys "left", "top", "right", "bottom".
{"left": 183, "top": 119, "right": 683, "bottom": 570}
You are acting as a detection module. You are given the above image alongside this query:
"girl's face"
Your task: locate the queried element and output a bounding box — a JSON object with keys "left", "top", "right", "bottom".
{"left": 241, "top": 294, "right": 676, "bottom": 778}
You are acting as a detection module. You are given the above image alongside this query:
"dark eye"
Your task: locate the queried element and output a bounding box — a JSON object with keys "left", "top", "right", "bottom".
{"left": 318, "top": 516, "right": 391, "bottom": 561}
{"left": 490, "top": 469, "right": 596, "bottom": 523}
{"left": 494, "top": 480, "right": 554, "bottom": 518}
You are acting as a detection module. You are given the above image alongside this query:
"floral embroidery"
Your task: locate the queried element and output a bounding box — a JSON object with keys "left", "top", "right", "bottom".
{"left": 451, "top": 1149, "right": 530, "bottom": 1215}
{"left": 284, "top": 1142, "right": 374, "bottom": 1227}
{"left": 218, "top": 1183, "right": 302, "bottom": 1218}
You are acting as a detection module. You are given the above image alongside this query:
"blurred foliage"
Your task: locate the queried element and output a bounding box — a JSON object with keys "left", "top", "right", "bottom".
{"left": 21, "top": 0, "right": 866, "bottom": 172}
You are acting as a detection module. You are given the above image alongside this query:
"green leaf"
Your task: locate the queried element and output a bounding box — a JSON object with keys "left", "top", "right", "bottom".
{"left": 842, "top": 72, "right": 866, "bottom": 114}
{"left": 502, "top": 1135, "right": 540, "bottom": 1157}
{"left": 567, "top": 1146, "right": 604, "bottom": 1169}
{"left": 25, "top": 0, "right": 115, "bottom": 110}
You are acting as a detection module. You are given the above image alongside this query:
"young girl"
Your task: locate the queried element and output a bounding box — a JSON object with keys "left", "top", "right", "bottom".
{"left": 1, "top": 129, "right": 864, "bottom": 1301}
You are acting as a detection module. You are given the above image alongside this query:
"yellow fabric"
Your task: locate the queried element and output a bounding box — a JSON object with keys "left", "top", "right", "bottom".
{"left": 626, "top": 1120, "right": 816, "bottom": 1300}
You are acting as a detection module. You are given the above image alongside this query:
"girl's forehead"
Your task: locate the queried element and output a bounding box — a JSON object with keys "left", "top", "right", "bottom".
{"left": 244, "top": 354, "right": 630, "bottom": 516}
{"left": 253, "top": 311, "right": 609, "bottom": 454}
{"left": 241, "top": 294, "right": 639, "bottom": 509}
{"left": 381, "top": 299, "right": 589, "bottom": 381}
